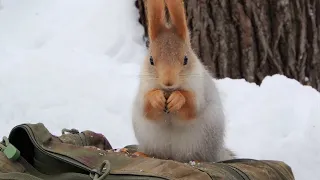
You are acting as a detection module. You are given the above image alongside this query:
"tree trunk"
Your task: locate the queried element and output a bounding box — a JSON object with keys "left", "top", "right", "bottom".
{"left": 135, "top": 0, "right": 320, "bottom": 91}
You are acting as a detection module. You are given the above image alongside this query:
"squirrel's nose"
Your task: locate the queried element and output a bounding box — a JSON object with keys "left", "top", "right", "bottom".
{"left": 162, "top": 82, "right": 176, "bottom": 91}
{"left": 164, "top": 82, "right": 173, "bottom": 87}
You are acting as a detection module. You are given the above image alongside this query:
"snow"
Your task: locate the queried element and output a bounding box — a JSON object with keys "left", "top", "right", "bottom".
{"left": 217, "top": 76, "right": 320, "bottom": 179}
{"left": 0, "top": 1, "right": 319, "bottom": 180}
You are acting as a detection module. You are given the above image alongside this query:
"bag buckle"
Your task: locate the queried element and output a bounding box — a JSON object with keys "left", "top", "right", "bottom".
{"left": 0, "top": 136, "right": 20, "bottom": 161}
{"left": 90, "top": 160, "right": 111, "bottom": 180}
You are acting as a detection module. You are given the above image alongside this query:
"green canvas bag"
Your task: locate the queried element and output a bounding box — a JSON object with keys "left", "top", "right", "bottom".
{"left": 0, "top": 123, "right": 295, "bottom": 180}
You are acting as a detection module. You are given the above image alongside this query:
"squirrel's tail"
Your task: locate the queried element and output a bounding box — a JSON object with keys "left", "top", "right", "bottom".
{"left": 218, "top": 148, "right": 237, "bottom": 161}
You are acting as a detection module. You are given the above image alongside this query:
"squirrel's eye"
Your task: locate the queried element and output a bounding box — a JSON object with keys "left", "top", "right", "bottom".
{"left": 150, "top": 56, "right": 154, "bottom": 65}
{"left": 183, "top": 56, "right": 188, "bottom": 65}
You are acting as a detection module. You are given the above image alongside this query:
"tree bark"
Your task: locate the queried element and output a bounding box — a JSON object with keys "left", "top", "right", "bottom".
{"left": 135, "top": 0, "right": 320, "bottom": 91}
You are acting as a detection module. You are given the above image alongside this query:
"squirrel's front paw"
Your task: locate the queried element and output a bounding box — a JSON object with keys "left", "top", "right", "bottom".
{"left": 144, "top": 89, "right": 166, "bottom": 120}
{"left": 146, "top": 89, "right": 166, "bottom": 110}
{"left": 167, "top": 91, "right": 186, "bottom": 113}
{"left": 170, "top": 90, "right": 196, "bottom": 120}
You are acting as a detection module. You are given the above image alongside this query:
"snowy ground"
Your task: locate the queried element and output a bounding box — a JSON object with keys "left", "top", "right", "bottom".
{"left": 1, "top": 1, "right": 320, "bottom": 179}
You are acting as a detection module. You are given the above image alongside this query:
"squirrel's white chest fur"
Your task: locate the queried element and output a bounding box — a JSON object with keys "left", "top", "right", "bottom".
{"left": 132, "top": 62, "right": 231, "bottom": 163}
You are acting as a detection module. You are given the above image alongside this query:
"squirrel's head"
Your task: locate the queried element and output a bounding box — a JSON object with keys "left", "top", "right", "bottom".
{"left": 145, "top": 0, "right": 195, "bottom": 90}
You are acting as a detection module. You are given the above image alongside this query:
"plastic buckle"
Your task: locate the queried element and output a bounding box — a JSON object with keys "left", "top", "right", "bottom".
{"left": 3, "top": 144, "right": 20, "bottom": 161}
{"left": 0, "top": 137, "right": 20, "bottom": 161}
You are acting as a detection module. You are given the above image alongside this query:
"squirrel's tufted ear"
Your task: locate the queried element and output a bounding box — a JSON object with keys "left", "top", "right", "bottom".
{"left": 165, "top": 0, "right": 188, "bottom": 40}
{"left": 146, "top": 0, "right": 166, "bottom": 41}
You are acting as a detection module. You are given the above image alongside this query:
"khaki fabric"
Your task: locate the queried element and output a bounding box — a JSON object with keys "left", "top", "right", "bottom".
{"left": 0, "top": 123, "right": 295, "bottom": 180}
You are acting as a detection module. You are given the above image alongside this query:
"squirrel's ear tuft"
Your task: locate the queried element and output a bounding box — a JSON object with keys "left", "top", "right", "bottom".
{"left": 165, "top": 0, "right": 188, "bottom": 40}
{"left": 146, "top": 0, "right": 166, "bottom": 41}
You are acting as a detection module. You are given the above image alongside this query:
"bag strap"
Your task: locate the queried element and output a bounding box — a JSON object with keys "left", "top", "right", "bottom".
{"left": 0, "top": 158, "right": 44, "bottom": 180}
{"left": 0, "top": 157, "right": 108, "bottom": 180}
{"left": 0, "top": 135, "right": 110, "bottom": 180}
{"left": 0, "top": 136, "right": 45, "bottom": 180}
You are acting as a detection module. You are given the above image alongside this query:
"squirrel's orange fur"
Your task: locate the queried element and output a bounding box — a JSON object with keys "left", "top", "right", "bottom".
{"left": 165, "top": 0, "right": 188, "bottom": 40}
{"left": 146, "top": 0, "right": 166, "bottom": 41}
{"left": 143, "top": 0, "right": 195, "bottom": 120}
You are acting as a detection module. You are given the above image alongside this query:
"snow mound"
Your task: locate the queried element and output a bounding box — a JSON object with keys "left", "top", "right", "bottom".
{"left": 217, "top": 75, "right": 320, "bottom": 180}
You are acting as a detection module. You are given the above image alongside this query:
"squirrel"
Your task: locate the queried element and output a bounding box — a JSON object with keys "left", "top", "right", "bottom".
{"left": 131, "top": 0, "right": 235, "bottom": 163}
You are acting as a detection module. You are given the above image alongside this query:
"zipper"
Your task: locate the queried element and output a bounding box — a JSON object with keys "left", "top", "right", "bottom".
{"left": 220, "top": 158, "right": 292, "bottom": 180}
{"left": 198, "top": 162, "right": 247, "bottom": 180}
{"left": 224, "top": 164, "right": 250, "bottom": 180}
{"left": 260, "top": 161, "right": 292, "bottom": 180}
{"left": 216, "top": 159, "right": 252, "bottom": 180}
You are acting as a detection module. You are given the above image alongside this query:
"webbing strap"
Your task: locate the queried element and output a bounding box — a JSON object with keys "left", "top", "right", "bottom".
{"left": 0, "top": 156, "right": 93, "bottom": 180}
{"left": 0, "top": 172, "right": 43, "bottom": 180}
{"left": 0, "top": 171, "right": 93, "bottom": 180}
